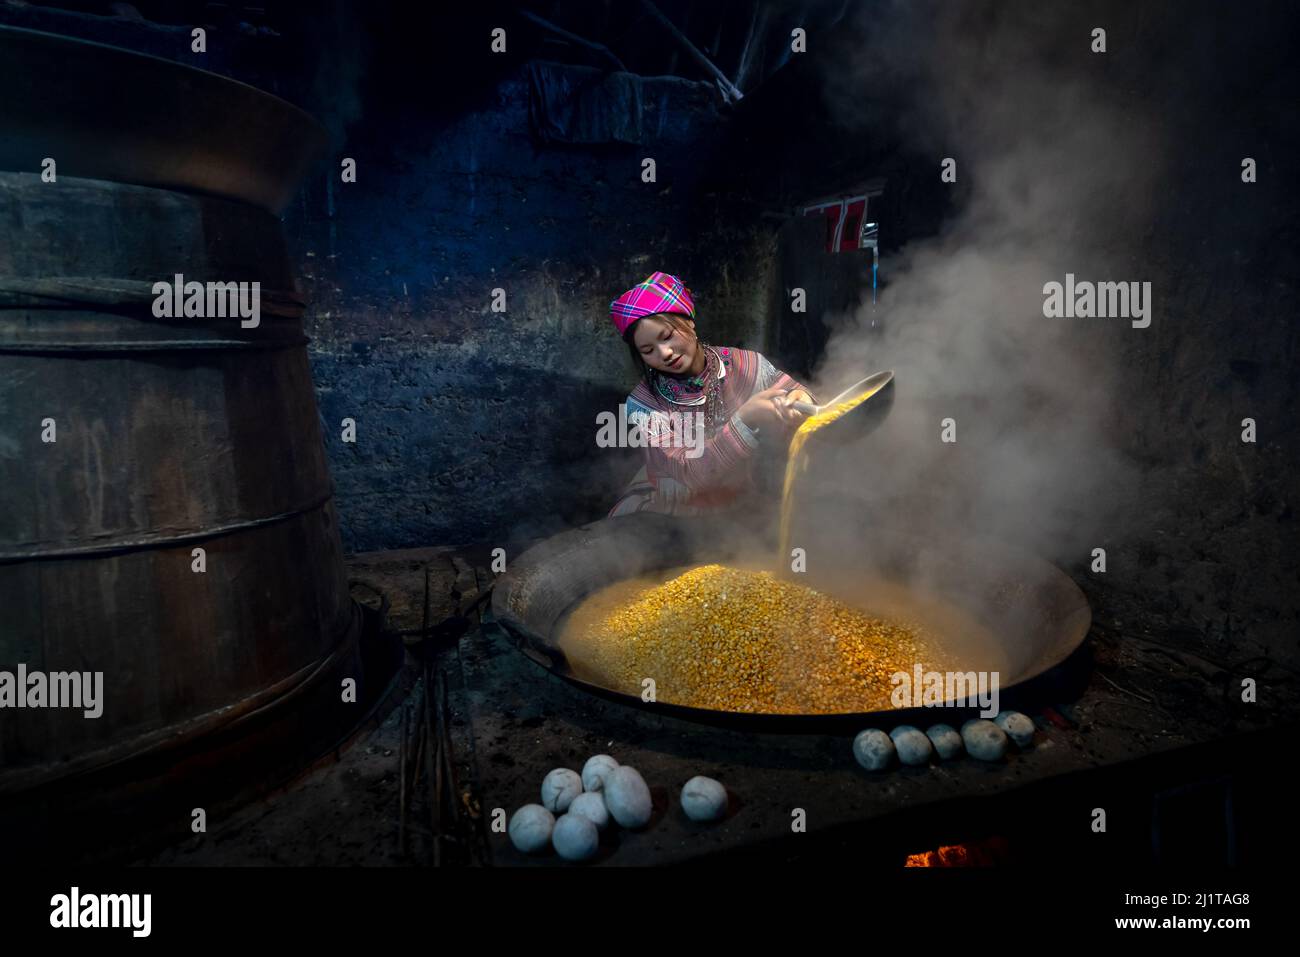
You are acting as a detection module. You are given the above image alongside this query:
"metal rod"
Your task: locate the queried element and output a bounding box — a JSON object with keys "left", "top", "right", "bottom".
{"left": 410, "top": 707, "right": 426, "bottom": 793}
{"left": 436, "top": 670, "right": 447, "bottom": 863}
{"left": 406, "top": 680, "right": 427, "bottom": 860}
{"left": 422, "top": 559, "right": 431, "bottom": 641}
{"left": 398, "top": 701, "right": 408, "bottom": 855}
{"left": 460, "top": 561, "right": 491, "bottom": 867}
{"left": 438, "top": 668, "right": 459, "bottom": 836}
{"left": 431, "top": 660, "right": 447, "bottom": 863}
{"left": 636, "top": 0, "right": 744, "bottom": 102}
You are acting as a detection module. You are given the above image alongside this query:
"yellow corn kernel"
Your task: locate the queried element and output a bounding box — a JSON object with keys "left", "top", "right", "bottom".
{"left": 558, "top": 564, "right": 955, "bottom": 714}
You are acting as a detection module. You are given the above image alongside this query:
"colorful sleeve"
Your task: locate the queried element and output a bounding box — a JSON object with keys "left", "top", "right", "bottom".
{"left": 628, "top": 397, "right": 760, "bottom": 493}
{"left": 755, "top": 353, "right": 818, "bottom": 404}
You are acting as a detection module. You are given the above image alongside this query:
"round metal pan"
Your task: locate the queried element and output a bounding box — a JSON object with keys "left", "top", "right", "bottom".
{"left": 791, "top": 370, "right": 896, "bottom": 448}
{"left": 491, "top": 511, "right": 1092, "bottom": 732}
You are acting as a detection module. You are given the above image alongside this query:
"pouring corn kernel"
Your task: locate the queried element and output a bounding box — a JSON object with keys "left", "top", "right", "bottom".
{"left": 778, "top": 384, "right": 884, "bottom": 562}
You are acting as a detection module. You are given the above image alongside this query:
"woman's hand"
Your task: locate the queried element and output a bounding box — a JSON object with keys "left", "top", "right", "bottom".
{"left": 782, "top": 388, "right": 814, "bottom": 423}
{"left": 738, "top": 386, "right": 799, "bottom": 432}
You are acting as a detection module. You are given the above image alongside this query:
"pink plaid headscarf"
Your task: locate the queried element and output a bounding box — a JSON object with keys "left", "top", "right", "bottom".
{"left": 609, "top": 271, "right": 696, "bottom": 337}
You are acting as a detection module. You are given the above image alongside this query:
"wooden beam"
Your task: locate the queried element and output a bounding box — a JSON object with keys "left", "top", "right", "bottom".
{"left": 635, "top": 0, "right": 744, "bottom": 102}
{"left": 518, "top": 8, "right": 628, "bottom": 72}
{"left": 733, "top": 0, "right": 762, "bottom": 91}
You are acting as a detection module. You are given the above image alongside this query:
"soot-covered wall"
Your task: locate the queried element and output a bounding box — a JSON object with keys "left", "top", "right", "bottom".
{"left": 286, "top": 34, "right": 786, "bottom": 552}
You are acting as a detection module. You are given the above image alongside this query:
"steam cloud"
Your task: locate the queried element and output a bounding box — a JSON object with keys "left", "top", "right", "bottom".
{"left": 796, "top": 0, "right": 1165, "bottom": 566}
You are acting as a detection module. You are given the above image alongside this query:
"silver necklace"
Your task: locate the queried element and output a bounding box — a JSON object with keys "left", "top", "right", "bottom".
{"left": 653, "top": 342, "right": 724, "bottom": 430}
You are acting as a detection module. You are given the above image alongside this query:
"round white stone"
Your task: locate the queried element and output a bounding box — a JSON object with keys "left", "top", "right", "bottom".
{"left": 581, "top": 754, "right": 619, "bottom": 793}
{"left": 540, "top": 767, "right": 583, "bottom": 813}
{"left": 853, "top": 728, "right": 896, "bottom": 771}
{"left": 568, "top": 791, "right": 610, "bottom": 830}
{"left": 551, "top": 813, "right": 600, "bottom": 862}
{"left": 925, "top": 723, "right": 965, "bottom": 760}
{"left": 994, "top": 710, "right": 1036, "bottom": 748}
{"left": 680, "top": 776, "right": 728, "bottom": 822}
{"left": 961, "top": 719, "right": 1009, "bottom": 761}
{"left": 603, "top": 765, "right": 653, "bottom": 828}
{"left": 508, "top": 804, "right": 555, "bottom": 854}
{"left": 889, "top": 725, "right": 934, "bottom": 766}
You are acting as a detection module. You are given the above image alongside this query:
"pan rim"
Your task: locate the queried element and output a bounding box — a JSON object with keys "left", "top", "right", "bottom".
{"left": 490, "top": 513, "right": 1092, "bottom": 729}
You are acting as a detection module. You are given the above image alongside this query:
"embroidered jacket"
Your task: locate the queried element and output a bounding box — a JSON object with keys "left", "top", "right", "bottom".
{"left": 608, "top": 346, "right": 815, "bottom": 517}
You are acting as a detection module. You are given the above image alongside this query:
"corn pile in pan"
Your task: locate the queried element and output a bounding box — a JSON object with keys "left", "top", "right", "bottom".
{"left": 560, "top": 563, "right": 955, "bottom": 714}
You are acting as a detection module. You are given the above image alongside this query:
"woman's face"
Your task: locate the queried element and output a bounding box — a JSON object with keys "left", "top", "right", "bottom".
{"left": 633, "top": 314, "right": 698, "bottom": 374}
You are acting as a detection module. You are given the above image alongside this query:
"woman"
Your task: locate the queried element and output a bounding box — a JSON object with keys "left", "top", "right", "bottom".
{"left": 607, "top": 271, "right": 818, "bottom": 518}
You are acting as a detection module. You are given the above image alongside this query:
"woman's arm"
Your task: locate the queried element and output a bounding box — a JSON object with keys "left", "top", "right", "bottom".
{"left": 633, "top": 405, "right": 761, "bottom": 493}
{"left": 757, "top": 354, "right": 816, "bottom": 404}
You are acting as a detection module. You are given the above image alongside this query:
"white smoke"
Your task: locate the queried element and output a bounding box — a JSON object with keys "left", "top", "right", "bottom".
{"left": 792, "top": 0, "right": 1165, "bottom": 565}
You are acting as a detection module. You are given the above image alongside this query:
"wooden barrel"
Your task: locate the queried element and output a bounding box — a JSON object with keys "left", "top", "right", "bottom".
{"left": 0, "top": 25, "right": 329, "bottom": 214}
{"left": 0, "top": 171, "right": 376, "bottom": 857}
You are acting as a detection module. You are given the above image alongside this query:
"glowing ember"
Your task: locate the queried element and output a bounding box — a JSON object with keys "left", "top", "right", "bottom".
{"left": 905, "top": 837, "right": 1008, "bottom": 866}
{"left": 905, "top": 844, "right": 973, "bottom": 867}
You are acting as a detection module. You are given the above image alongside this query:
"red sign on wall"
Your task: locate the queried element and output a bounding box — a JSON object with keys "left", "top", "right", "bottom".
{"left": 801, "top": 193, "right": 875, "bottom": 252}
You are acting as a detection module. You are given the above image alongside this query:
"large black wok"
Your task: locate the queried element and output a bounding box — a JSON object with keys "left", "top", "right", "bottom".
{"left": 490, "top": 510, "right": 1092, "bottom": 731}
